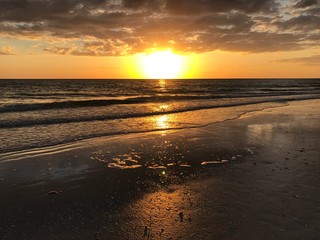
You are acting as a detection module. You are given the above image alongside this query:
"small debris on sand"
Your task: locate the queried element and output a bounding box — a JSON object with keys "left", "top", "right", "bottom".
{"left": 179, "top": 212, "right": 184, "bottom": 222}
{"left": 47, "top": 190, "right": 59, "bottom": 195}
{"left": 292, "top": 194, "right": 299, "bottom": 199}
{"left": 144, "top": 226, "right": 150, "bottom": 237}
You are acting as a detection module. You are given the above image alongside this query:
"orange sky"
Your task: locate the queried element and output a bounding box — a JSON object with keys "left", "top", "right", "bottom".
{"left": 0, "top": 0, "right": 319, "bottom": 79}
{"left": 1, "top": 49, "right": 319, "bottom": 79}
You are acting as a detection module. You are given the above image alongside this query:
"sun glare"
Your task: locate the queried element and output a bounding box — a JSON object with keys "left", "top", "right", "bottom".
{"left": 141, "top": 50, "right": 184, "bottom": 79}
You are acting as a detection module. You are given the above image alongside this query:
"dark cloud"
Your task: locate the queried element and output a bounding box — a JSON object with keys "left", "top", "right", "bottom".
{"left": 165, "top": 0, "right": 278, "bottom": 15}
{"left": 0, "top": 0, "right": 319, "bottom": 56}
{"left": 277, "top": 15, "right": 320, "bottom": 31}
{"left": 122, "top": 0, "right": 162, "bottom": 10}
{"left": 218, "top": 32, "right": 303, "bottom": 52}
{"left": 295, "top": 0, "right": 319, "bottom": 9}
{"left": 0, "top": 0, "right": 109, "bottom": 22}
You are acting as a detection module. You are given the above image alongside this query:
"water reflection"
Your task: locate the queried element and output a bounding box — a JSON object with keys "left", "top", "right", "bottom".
{"left": 156, "top": 115, "right": 170, "bottom": 129}
{"left": 159, "top": 104, "right": 169, "bottom": 112}
{"left": 159, "top": 79, "right": 166, "bottom": 91}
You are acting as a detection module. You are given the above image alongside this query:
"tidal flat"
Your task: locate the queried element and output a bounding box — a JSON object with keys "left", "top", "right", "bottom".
{"left": 0, "top": 100, "right": 319, "bottom": 240}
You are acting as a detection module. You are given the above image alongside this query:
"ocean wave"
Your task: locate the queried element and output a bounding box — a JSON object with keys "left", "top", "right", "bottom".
{"left": 1, "top": 91, "right": 320, "bottom": 114}
{"left": 1, "top": 94, "right": 320, "bottom": 129}
{"left": 0, "top": 95, "right": 214, "bottom": 113}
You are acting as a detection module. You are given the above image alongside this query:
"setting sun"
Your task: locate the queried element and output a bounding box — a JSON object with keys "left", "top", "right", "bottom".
{"left": 141, "top": 50, "right": 184, "bottom": 79}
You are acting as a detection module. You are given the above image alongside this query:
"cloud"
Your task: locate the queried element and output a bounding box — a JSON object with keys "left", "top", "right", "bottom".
{"left": 122, "top": 0, "right": 162, "bottom": 10}
{"left": 295, "top": 0, "right": 319, "bottom": 8}
{"left": 0, "top": 0, "right": 319, "bottom": 56}
{"left": 44, "top": 46, "right": 72, "bottom": 55}
{"left": 0, "top": 45, "right": 15, "bottom": 55}
{"left": 278, "top": 15, "right": 320, "bottom": 31}
{"left": 277, "top": 55, "right": 320, "bottom": 65}
{"left": 165, "top": 0, "right": 279, "bottom": 15}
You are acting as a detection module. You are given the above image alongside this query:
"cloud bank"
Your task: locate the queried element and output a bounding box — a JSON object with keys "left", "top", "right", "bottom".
{"left": 0, "top": 0, "right": 319, "bottom": 56}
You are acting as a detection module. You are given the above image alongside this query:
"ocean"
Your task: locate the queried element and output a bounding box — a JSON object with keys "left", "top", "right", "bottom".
{"left": 1, "top": 79, "right": 320, "bottom": 155}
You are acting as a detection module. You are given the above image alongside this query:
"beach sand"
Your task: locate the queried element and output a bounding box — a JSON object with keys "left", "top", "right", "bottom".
{"left": 0, "top": 99, "right": 319, "bottom": 240}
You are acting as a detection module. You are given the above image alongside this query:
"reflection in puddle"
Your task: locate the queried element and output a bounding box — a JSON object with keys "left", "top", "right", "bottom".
{"left": 91, "top": 150, "right": 143, "bottom": 169}
{"left": 91, "top": 133, "right": 246, "bottom": 171}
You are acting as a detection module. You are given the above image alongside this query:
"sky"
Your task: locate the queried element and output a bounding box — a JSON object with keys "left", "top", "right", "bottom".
{"left": 0, "top": 0, "right": 319, "bottom": 79}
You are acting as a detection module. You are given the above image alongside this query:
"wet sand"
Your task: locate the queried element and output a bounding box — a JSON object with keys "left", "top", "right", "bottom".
{"left": 0, "top": 100, "right": 320, "bottom": 239}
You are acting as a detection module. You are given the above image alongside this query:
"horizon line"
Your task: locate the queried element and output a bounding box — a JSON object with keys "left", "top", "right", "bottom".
{"left": 1, "top": 78, "right": 320, "bottom": 80}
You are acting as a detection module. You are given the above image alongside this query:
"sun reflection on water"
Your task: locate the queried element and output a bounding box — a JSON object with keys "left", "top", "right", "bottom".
{"left": 158, "top": 104, "right": 169, "bottom": 112}
{"left": 156, "top": 115, "right": 170, "bottom": 129}
{"left": 158, "top": 79, "right": 168, "bottom": 94}
{"left": 159, "top": 79, "right": 166, "bottom": 89}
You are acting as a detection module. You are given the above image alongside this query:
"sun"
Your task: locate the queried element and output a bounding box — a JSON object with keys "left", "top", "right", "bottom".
{"left": 141, "top": 49, "right": 184, "bottom": 79}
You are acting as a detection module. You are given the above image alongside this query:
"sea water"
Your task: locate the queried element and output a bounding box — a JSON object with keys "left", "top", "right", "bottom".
{"left": 1, "top": 79, "right": 320, "bottom": 155}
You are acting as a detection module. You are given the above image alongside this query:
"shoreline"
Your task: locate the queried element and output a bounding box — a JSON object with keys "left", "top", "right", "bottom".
{"left": 3, "top": 94, "right": 320, "bottom": 155}
{"left": 0, "top": 99, "right": 288, "bottom": 159}
{"left": 0, "top": 99, "right": 319, "bottom": 239}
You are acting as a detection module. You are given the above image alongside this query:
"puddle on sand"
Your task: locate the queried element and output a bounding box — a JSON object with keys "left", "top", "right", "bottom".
{"left": 90, "top": 144, "right": 248, "bottom": 171}
{"left": 89, "top": 129, "right": 254, "bottom": 172}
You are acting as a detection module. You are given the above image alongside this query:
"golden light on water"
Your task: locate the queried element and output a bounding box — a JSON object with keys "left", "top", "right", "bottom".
{"left": 140, "top": 49, "right": 185, "bottom": 79}
{"left": 156, "top": 115, "right": 170, "bottom": 129}
{"left": 159, "top": 79, "right": 166, "bottom": 89}
{"left": 158, "top": 104, "right": 169, "bottom": 112}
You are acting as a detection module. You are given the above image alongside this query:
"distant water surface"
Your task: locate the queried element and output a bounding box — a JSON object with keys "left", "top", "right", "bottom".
{"left": 0, "top": 79, "right": 320, "bottom": 154}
